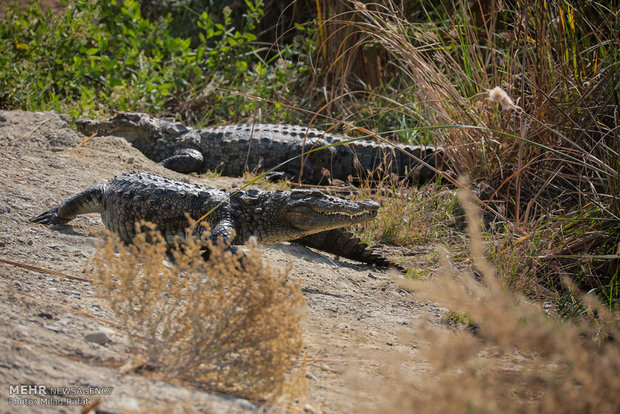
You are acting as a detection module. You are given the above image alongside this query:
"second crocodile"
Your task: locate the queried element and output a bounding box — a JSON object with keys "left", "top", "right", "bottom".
{"left": 77, "top": 113, "right": 443, "bottom": 184}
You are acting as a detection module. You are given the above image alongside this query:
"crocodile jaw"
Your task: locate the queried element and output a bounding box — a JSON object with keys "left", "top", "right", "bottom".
{"left": 283, "top": 193, "right": 380, "bottom": 233}
{"left": 284, "top": 206, "right": 378, "bottom": 232}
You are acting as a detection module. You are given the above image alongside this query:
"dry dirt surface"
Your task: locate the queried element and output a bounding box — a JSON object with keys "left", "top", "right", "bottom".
{"left": 0, "top": 110, "right": 443, "bottom": 413}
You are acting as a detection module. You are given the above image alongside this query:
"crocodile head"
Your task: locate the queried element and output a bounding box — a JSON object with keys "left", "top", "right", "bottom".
{"left": 232, "top": 189, "right": 380, "bottom": 244}
{"left": 76, "top": 112, "right": 189, "bottom": 143}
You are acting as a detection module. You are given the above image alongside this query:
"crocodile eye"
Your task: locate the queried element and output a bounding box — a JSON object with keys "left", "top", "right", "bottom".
{"left": 237, "top": 191, "right": 260, "bottom": 204}
{"left": 289, "top": 191, "right": 305, "bottom": 199}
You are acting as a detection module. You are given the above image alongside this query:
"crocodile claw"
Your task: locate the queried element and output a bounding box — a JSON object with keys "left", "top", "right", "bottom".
{"left": 30, "top": 207, "right": 70, "bottom": 225}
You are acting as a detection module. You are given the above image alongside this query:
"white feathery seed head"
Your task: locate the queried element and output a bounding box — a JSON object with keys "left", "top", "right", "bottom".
{"left": 488, "top": 86, "right": 519, "bottom": 111}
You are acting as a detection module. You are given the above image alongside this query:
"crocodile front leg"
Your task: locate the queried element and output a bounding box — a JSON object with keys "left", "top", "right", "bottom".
{"left": 201, "top": 217, "right": 241, "bottom": 259}
{"left": 160, "top": 148, "right": 204, "bottom": 173}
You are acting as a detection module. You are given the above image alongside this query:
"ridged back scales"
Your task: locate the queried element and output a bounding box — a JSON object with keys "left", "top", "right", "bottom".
{"left": 100, "top": 172, "right": 228, "bottom": 244}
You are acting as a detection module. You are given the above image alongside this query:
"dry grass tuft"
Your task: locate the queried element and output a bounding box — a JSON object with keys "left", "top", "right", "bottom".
{"left": 317, "top": 0, "right": 619, "bottom": 308}
{"left": 355, "top": 183, "right": 462, "bottom": 248}
{"left": 346, "top": 0, "right": 617, "bottom": 210}
{"left": 87, "top": 222, "right": 305, "bottom": 401}
{"left": 373, "top": 186, "right": 620, "bottom": 413}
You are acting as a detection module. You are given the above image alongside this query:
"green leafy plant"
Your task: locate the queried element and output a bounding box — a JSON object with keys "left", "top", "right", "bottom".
{"left": 0, "top": 0, "right": 310, "bottom": 124}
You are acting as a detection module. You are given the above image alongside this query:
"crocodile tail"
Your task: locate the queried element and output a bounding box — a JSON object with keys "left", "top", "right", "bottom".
{"left": 292, "top": 228, "right": 396, "bottom": 269}
{"left": 31, "top": 184, "right": 105, "bottom": 225}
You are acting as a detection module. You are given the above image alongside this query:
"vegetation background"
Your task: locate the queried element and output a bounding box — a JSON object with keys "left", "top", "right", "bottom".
{"left": 1, "top": 0, "right": 618, "bottom": 411}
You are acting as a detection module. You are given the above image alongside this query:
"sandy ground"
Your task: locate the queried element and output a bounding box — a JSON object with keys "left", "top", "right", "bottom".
{"left": 0, "top": 110, "right": 443, "bottom": 413}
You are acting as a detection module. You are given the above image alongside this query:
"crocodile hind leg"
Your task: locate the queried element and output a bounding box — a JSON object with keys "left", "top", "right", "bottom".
{"left": 30, "top": 184, "right": 104, "bottom": 225}
{"left": 292, "top": 228, "right": 397, "bottom": 269}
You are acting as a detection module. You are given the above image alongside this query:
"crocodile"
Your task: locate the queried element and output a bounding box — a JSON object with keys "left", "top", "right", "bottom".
{"left": 31, "top": 172, "right": 392, "bottom": 266}
{"left": 76, "top": 113, "right": 443, "bottom": 184}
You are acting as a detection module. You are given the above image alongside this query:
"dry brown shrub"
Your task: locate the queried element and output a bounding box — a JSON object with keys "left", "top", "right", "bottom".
{"left": 87, "top": 222, "right": 305, "bottom": 401}
{"left": 370, "top": 186, "right": 620, "bottom": 413}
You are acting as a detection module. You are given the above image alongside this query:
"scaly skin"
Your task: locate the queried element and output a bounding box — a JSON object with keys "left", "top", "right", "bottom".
{"left": 76, "top": 113, "right": 443, "bottom": 184}
{"left": 31, "top": 173, "right": 391, "bottom": 266}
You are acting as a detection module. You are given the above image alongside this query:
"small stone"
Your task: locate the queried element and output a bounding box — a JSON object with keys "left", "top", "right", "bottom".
{"left": 303, "top": 404, "right": 320, "bottom": 413}
{"left": 77, "top": 378, "right": 100, "bottom": 388}
{"left": 45, "top": 324, "right": 63, "bottom": 333}
{"left": 14, "top": 324, "right": 30, "bottom": 337}
{"left": 53, "top": 244, "right": 78, "bottom": 253}
{"left": 305, "top": 372, "right": 318, "bottom": 381}
{"left": 237, "top": 400, "right": 256, "bottom": 410}
{"left": 84, "top": 331, "right": 111, "bottom": 345}
{"left": 37, "top": 312, "right": 54, "bottom": 319}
